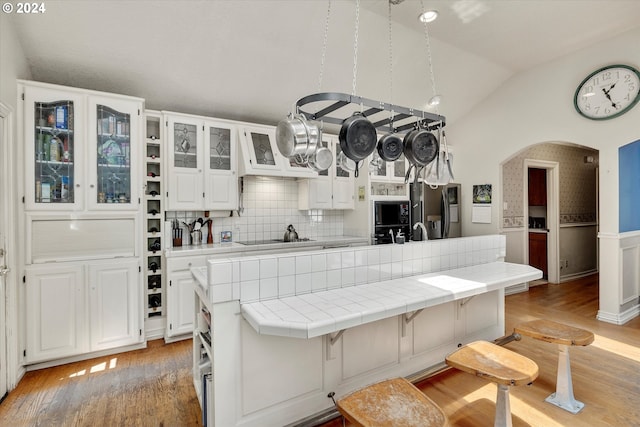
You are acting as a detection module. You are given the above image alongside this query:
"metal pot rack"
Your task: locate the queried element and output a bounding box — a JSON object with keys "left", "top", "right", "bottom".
{"left": 295, "top": 92, "right": 446, "bottom": 134}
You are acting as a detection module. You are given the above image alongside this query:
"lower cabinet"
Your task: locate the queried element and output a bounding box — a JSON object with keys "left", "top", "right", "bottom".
{"left": 166, "top": 270, "right": 198, "bottom": 338}
{"left": 529, "top": 232, "right": 548, "bottom": 278}
{"left": 25, "top": 258, "right": 142, "bottom": 364}
{"left": 165, "top": 255, "right": 206, "bottom": 340}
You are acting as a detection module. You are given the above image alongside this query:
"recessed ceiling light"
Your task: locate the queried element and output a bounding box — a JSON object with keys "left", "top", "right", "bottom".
{"left": 418, "top": 10, "right": 438, "bottom": 23}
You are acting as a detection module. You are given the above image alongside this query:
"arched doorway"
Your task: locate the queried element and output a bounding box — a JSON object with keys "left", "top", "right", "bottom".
{"left": 500, "top": 142, "right": 599, "bottom": 291}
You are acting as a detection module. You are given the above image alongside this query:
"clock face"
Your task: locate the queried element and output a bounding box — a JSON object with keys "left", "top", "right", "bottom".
{"left": 574, "top": 65, "right": 640, "bottom": 120}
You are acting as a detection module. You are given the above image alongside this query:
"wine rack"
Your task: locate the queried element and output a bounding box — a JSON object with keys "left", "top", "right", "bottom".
{"left": 144, "top": 111, "right": 165, "bottom": 335}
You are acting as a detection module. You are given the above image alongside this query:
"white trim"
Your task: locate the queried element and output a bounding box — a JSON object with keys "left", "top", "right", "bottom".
{"left": 597, "top": 304, "right": 640, "bottom": 325}
{"left": 523, "top": 159, "right": 560, "bottom": 283}
{"left": 0, "top": 101, "right": 19, "bottom": 391}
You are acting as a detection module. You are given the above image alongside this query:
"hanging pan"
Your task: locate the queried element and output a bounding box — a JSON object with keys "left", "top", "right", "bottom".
{"left": 377, "top": 133, "right": 404, "bottom": 162}
{"left": 339, "top": 112, "right": 377, "bottom": 177}
{"left": 403, "top": 125, "right": 439, "bottom": 183}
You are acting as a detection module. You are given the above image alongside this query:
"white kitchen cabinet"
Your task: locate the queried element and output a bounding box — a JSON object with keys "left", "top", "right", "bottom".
{"left": 298, "top": 135, "right": 354, "bottom": 210}
{"left": 369, "top": 148, "right": 409, "bottom": 183}
{"left": 21, "top": 81, "right": 142, "bottom": 212}
{"left": 166, "top": 270, "right": 197, "bottom": 338}
{"left": 88, "top": 259, "right": 142, "bottom": 351}
{"left": 165, "top": 255, "right": 207, "bottom": 340}
{"left": 165, "top": 113, "right": 238, "bottom": 211}
{"left": 25, "top": 264, "right": 86, "bottom": 363}
{"left": 238, "top": 124, "right": 317, "bottom": 178}
{"left": 25, "top": 259, "right": 142, "bottom": 364}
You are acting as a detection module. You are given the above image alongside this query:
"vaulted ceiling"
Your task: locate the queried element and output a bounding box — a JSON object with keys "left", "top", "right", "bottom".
{"left": 9, "top": 0, "right": 640, "bottom": 127}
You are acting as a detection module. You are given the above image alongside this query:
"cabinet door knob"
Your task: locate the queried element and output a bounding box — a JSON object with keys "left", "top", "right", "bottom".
{"left": 76, "top": 184, "right": 81, "bottom": 188}
{"left": 90, "top": 184, "right": 95, "bottom": 188}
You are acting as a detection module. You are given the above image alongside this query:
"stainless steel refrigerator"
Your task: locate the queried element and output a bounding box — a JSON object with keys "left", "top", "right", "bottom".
{"left": 410, "top": 183, "right": 461, "bottom": 240}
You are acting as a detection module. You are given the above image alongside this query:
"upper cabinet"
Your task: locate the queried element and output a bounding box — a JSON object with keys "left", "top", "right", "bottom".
{"left": 238, "top": 124, "right": 317, "bottom": 178}
{"left": 298, "top": 134, "right": 354, "bottom": 210}
{"left": 369, "top": 148, "right": 409, "bottom": 183}
{"left": 165, "top": 112, "right": 238, "bottom": 211}
{"left": 88, "top": 96, "right": 140, "bottom": 210}
{"left": 528, "top": 168, "right": 547, "bottom": 206}
{"left": 22, "top": 81, "right": 142, "bottom": 212}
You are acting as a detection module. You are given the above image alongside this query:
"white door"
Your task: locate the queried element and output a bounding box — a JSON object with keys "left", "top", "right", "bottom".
{"left": 166, "top": 270, "right": 195, "bottom": 337}
{"left": 88, "top": 259, "right": 141, "bottom": 351}
{"left": 204, "top": 121, "right": 238, "bottom": 210}
{"left": 25, "top": 264, "right": 86, "bottom": 363}
{"left": 167, "top": 115, "right": 203, "bottom": 210}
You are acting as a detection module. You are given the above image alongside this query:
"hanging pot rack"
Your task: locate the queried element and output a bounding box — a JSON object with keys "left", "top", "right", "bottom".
{"left": 295, "top": 92, "right": 445, "bottom": 135}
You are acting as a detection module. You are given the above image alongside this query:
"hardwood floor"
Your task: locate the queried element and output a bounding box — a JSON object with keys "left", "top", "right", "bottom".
{"left": 0, "top": 339, "right": 202, "bottom": 426}
{"left": 2, "top": 274, "right": 639, "bottom": 426}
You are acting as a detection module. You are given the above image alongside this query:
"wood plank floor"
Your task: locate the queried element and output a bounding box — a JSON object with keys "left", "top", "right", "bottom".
{"left": 2, "top": 273, "right": 640, "bottom": 426}
{"left": 0, "top": 338, "right": 202, "bottom": 426}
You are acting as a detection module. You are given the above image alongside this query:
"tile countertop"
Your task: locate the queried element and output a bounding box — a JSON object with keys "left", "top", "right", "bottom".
{"left": 165, "top": 235, "right": 369, "bottom": 258}
{"left": 207, "top": 261, "right": 541, "bottom": 339}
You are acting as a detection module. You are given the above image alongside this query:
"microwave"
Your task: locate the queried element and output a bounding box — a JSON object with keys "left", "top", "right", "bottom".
{"left": 373, "top": 200, "right": 411, "bottom": 244}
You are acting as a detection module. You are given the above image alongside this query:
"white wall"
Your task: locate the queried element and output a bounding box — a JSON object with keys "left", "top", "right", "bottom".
{"left": 0, "top": 13, "right": 31, "bottom": 389}
{"left": 449, "top": 27, "right": 640, "bottom": 321}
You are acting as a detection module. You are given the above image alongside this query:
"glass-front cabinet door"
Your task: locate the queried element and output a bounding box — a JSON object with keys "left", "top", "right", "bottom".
{"left": 25, "top": 86, "right": 85, "bottom": 211}
{"left": 88, "top": 96, "right": 140, "bottom": 210}
{"left": 204, "top": 120, "right": 238, "bottom": 210}
{"left": 166, "top": 114, "right": 204, "bottom": 210}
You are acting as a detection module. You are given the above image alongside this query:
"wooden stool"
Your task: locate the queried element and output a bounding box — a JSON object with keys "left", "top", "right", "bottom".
{"left": 514, "top": 319, "right": 594, "bottom": 414}
{"left": 336, "top": 377, "right": 448, "bottom": 427}
{"left": 445, "top": 340, "right": 538, "bottom": 427}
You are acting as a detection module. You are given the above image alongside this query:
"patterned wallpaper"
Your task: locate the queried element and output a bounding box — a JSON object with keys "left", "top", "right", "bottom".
{"left": 502, "top": 143, "right": 598, "bottom": 228}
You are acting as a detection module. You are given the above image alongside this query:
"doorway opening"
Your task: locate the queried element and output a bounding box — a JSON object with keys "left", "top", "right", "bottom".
{"left": 500, "top": 142, "right": 599, "bottom": 291}
{"left": 524, "top": 160, "right": 559, "bottom": 283}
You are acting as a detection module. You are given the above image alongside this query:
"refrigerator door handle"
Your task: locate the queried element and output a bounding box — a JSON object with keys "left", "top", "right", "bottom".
{"left": 442, "top": 188, "right": 450, "bottom": 238}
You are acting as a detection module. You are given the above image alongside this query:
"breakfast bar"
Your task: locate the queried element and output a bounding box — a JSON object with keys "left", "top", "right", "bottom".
{"left": 191, "top": 235, "right": 541, "bottom": 427}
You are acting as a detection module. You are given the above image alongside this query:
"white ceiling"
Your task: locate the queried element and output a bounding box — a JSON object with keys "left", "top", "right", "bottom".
{"left": 9, "top": 0, "right": 640, "bottom": 128}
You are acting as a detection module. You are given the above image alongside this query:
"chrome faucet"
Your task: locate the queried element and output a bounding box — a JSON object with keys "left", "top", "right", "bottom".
{"left": 389, "top": 229, "right": 395, "bottom": 244}
{"left": 413, "top": 222, "right": 429, "bottom": 241}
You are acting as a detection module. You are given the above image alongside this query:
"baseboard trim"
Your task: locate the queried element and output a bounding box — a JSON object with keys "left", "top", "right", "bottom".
{"left": 597, "top": 304, "right": 640, "bottom": 325}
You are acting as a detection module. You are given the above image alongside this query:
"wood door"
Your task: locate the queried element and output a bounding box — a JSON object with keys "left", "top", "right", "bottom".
{"left": 529, "top": 232, "right": 548, "bottom": 278}
{"left": 528, "top": 168, "right": 547, "bottom": 206}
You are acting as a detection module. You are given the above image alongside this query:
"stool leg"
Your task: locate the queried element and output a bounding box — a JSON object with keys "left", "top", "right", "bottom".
{"left": 545, "top": 344, "right": 585, "bottom": 414}
{"left": 494, "top": 384, "right": 513, "bottom": 427}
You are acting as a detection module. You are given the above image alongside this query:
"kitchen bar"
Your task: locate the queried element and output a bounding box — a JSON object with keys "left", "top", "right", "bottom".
{"left": 191, "top": 235, "right": 541, "bottom": 426}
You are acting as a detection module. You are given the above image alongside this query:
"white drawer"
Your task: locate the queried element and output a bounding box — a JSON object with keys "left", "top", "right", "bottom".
{"left": 167, "top": 255, "right": 207, "bottom": 272}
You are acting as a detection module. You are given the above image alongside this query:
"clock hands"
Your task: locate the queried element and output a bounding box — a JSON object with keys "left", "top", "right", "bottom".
{"left": 602, "top": 83, "right": 619, "bottom": 109}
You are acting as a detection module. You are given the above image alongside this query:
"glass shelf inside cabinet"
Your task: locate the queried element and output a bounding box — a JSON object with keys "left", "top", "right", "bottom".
{"left": 34, "top": 100, "right": 75, "bottom": 204}
{"left": 96, "top": 104, "right": 131, "bottom": 204}
{"left": 209, "top": 126, "right": 231, "bottom": 171}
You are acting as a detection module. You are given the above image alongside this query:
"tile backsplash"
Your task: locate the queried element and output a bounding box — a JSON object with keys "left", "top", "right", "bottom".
{"left": 166, "top": 176, "right": 344, "bottom": 244}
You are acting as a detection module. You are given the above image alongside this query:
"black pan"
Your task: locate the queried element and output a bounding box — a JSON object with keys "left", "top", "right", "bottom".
{"left": 377, "top": 133, "right": 404, "bottom": 162}
{"left": 403, "top": 129, "right": 438, "bottom": 167}
{"left": 403, "top": 128, "right": 439, "bottom": 183}
{"left": 339, "top": 112, "right": 377, "bottom": 177}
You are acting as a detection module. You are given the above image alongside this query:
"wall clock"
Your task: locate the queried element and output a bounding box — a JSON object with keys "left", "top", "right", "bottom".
{"left": 574, "top": 64, "right": 640, "bottom": 120}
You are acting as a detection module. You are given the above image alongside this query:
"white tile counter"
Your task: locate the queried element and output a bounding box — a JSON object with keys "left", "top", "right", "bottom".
{"left": 240, "top": 262, "right": 541, "bottom": 338}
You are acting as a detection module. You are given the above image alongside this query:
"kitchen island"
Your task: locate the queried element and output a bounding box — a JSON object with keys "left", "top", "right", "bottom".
{"left": 191, "top": 235, "right": 541, "bottom": 426}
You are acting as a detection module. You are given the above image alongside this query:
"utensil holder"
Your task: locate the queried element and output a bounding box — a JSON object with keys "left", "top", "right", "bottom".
{"left": 173, "top": 237, "right": 182, "bottom": 247}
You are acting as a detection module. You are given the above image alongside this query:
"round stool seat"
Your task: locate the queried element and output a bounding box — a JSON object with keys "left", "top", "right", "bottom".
{"left": 336, "top": 377, "right": 448, "bottom": 427}
{"left": 445, "top": 340, "right": 538, "bottom": 386}
{"left": 515, "top": 319, "right": 594, "bottom": 346}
